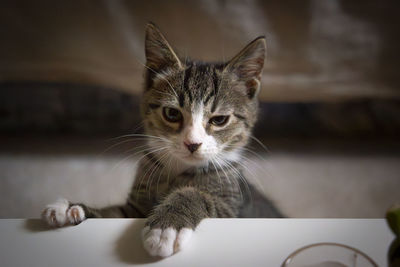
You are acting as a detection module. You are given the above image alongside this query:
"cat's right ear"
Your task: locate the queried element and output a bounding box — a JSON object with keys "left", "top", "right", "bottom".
{"left": 224, "top": 36, "right": 266, "bottom": 99}
{"left": 145, "top": 23, "right": 183, "bottom": 71}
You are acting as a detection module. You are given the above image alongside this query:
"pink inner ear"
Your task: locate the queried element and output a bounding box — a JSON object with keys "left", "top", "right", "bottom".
{"left": 226, "top": 37, "right": 266, "bottom": 81}
{"left": 245, "top": 79, "right": 260, "bottom": 99}
{"left": 237, "top": 57, "right": 264, "bottom": 80}
{"left": 246, "top": 79, "right": 259, "bottom": 89}
{"left": 232, "top": 79, "right": 259, "bottom": 99}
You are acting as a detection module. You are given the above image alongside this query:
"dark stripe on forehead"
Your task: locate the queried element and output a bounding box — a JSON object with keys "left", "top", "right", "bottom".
{"left": 212, "top": 68, "right": 220, "bottom": 95}
{"left": 211, "top": 99, "right": 218, "bottom": 113}
{"left": 183, "top": 64, "right": 194, "bottom": 105}
{"left": 196, "top": 63, "right": 211, "bottom": 100}
{"left": 204, "top": 90, "right": 214, "bottom": 105}
{"left": 209, "top": 68, "right": 220, "bottom": 112}
{"left": 187, "top": 87, "right": 193, "bottom": 102}
{"left": 179, "top": 93, "right": 184, "bottom": 107}
{"left": 183, "top": 64, "right": 192, "bottom": 91}
{"left": 196, "top": 63, "right": 208, "bottom": 75}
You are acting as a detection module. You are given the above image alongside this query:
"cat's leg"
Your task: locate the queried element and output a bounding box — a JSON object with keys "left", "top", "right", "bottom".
{"left": 142, "top": 186, "right": 236, "bottom": 257}
{"left": 42, "top": 199, "right": 143, "bottom": 227}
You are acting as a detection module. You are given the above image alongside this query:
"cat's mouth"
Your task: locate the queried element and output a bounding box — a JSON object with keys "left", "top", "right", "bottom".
{"left": 172, "top": 146, "right": 217, "bottom": 166}
{"left": 180, "top": 153, "right": 209, "bottom": 166}
{"left": 183, "top": 153, "right": 203, "bottom": 161}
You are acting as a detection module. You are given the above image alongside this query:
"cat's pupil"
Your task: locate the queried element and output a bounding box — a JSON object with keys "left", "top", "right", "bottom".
{"left": 163, "top": 107, "right": 182, "bottom": 123}
{"left": 210, "top": 115, "right": 229, "bottom": 126}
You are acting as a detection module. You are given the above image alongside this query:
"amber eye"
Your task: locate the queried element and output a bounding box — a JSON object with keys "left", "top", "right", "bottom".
{"left": 209, "top": 115, "right": 230, "bottom": 126}
{"left": 162, "top": 107, "right": 182, "bottom": 123}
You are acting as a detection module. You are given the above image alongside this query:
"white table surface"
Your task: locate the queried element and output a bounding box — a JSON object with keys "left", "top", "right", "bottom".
{"left": 0, "top": 218, "right": 394, "bottom": 267}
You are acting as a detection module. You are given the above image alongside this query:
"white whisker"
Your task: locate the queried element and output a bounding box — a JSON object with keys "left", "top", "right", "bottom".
{"left": 249, "top": 135, "right": 271, "bottom": 154}
{"left": 139, "top": 62, "right": 179, "bottom": 98}
{"left": 209, "top": 158, "right": 223, "bottom": 192}
{"left": 146, "top": 149, "right": 171, "bottom": 197}
{"left": 212, "top": 156, "right": 235, "bottom": 198}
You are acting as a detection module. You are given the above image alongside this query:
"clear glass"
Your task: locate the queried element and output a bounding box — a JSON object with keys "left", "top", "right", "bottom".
{"left": 282, "top": 242, "right": 378, "bottom": 267}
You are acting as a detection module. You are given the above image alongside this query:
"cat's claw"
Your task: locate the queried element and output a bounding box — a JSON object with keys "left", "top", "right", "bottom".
{"left": 42, "top": 198, "right": 86, "bottom": 227}
{"left": 142, "top": 226, "right": 193, "bottom": 257}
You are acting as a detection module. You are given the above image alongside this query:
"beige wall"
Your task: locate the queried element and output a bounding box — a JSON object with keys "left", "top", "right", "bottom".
{"left": 1, "top": 0, "right": 399, "bottom": 101}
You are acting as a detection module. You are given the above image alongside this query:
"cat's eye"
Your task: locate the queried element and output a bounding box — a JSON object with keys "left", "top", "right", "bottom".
{"left": 162, "top": 107, "right": 182, "bottom": 123}
{"left": 209, "top": 115, "right": 230, "bottom": 126}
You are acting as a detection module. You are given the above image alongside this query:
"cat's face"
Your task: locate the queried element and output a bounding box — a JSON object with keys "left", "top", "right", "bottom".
{"left": 141, "top": 23, "right": 266, "bottom": 167}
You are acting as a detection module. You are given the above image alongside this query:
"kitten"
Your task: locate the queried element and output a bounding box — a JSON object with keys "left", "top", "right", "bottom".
{"left": 42, "top": 23, "right": 282, "bottom": 257}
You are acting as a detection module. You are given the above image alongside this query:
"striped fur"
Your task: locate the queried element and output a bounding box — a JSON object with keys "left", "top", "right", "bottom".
{"left": 42, "top": 23, "right": 282, "bottom": 257}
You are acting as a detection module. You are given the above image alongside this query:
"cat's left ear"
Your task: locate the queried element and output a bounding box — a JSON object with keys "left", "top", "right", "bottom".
{"left": 145, "top": 23, "right": 183, "bottom": 71}
{"left": 224, "top": 36, "right": 266, "bottom": 99}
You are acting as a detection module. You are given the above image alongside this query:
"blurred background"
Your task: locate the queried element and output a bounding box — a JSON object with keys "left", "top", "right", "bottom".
{"left": 0, "top": 0, "right": 399, "bottom": 218}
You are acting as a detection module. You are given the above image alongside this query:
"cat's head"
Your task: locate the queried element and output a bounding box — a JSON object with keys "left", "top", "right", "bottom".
{"left": 141, "top": 23, "right": 266, "bottom": 168}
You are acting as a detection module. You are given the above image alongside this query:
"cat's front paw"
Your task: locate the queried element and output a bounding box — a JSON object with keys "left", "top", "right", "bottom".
{"left": 42, "top": 198, "right": 86, "bottom": 227}
{"left": 142, "top": 226, "right": 193, "bottom": 257}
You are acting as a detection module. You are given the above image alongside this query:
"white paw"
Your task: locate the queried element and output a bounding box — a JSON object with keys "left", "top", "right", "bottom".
{"left": 42, "top": 198, "right": 69, "bottom": 227}
{"left": 66, "top": 205, "right": 86, "bottom": 225}
{"left": 42, "top": 199, "right": 86, "bottom": 227}
{"left": 142, "top": 226, "right": 193, "bottom": 257}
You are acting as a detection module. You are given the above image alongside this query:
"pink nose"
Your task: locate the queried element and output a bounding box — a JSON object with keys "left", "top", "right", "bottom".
{"left": 184, "top": 142, "right": 202, "bottom": 153}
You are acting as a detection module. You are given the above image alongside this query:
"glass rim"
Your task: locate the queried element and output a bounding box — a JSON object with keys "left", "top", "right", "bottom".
{"left": 281, "top": 242, "right": 379, "bottom": 267}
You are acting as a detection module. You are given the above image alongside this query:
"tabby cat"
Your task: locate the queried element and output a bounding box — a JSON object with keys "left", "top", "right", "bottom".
{"left": 42, "top": 23, "right": 281, "bottom": 257}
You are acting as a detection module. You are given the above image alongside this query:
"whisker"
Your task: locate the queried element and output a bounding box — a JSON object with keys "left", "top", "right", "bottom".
{"left": 209, "top": 158, "right": 223, "bottom": 193}
{"left": 156, "top": 151, "right": 174, "bottom": 194}
{"left": 99, "top": 138, "right": 146, "bottom": 156}
{"left": 110, "top": 145, "right": 169, "bottom": 176}
{"left": 213, "top": 156, "right": 238, "bottom": 200}
{"left": 165, "top": 153, "right": 174, "bottom": 190}
{"left": 146, "top": 149, "right": 171, "bottom": 197}
{"left": 249, "top": 135, "right": 271, "bottom": 154}
{"left": 216, "top": 155, "right": 249, "bottom": 203}
{"left": 224, "top": 144, "right": 265, "bottom": 161}
{"left": 238, "top": 153, "right": 274, "bottom": 196}
{"left": 137, "top": 60, "right": 179, "bottom": 98}
{"left": 224, "top": 145, "right": 274, "bottom": 189}
{"left": 233, "top": 156, "right": 266, "bottom": 196}
{"left": 151, "top": 88, "right": 177, "bottom": 99}
{"left": 134, "top": 146, "right": 171, "bottom": 199}
{"left": 108, "top": 133, "right": 172, "bottom": 143}
{"left": 120, "top": 143, "right": 155, "bottom": 156}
